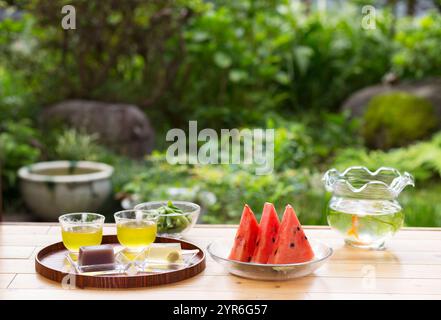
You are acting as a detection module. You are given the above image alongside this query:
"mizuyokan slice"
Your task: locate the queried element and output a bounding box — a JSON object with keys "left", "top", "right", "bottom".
{"left": 267, "top": 204, "right": 314, "bottom": 264}
{"left": 251, "top": 202, "right": 280, "bottom": 263}
{"left": 228, "top": 204, "right": 259, "bottom": 262}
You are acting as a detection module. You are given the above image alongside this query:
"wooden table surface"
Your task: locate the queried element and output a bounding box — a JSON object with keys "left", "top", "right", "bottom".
{"left": 1, "top": 222, "right": 441, "bottom": 300}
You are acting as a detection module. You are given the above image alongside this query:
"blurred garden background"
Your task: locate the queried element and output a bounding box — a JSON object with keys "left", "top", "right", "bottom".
{"left": 1, "top": 0, "right": 441, "bottom": 226}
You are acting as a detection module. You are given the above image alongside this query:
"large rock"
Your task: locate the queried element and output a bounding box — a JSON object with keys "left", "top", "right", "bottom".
{"left": 342, "top": 78, "right": 441, "bottom": 119}
{"left": 42, "top": 100, "right": 155, "bottom": 158}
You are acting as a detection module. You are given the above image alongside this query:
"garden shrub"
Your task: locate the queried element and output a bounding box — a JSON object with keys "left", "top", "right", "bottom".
{"left": 362, "top": 92, "right": 438, "bottom": 149}
{"left": 119, "top": 115, "right": 356, "bottom": 224}
{"left": 2, "top": 1, "right": 440, "bottom": 131}
{"left": 333, "top": 131, "right": 441, "bottom": 183}
{"left": 2, "top": 1, "right": 441, "bottom": 226}
{"left": 50, "top": 128, "right": 149, "bottom": 194}
{"left": 54, "top": 129, "right": 106, "bottom": 162}
{"left": 172, "top": 1, "right": 394, "bottom": 127}
{"left": 0, "top": 1, "right": 395, "bottom": 130}
{"left": 270, "top": 112, "right": 361, "bottom": 171}
{"left": 0, "top": 120, "right": 41, "bottom": 195}
{"left": 392, "top": 12, "right": 441, "bottom": 79}
{"left": 121, "top": 153, "right": 327, "bottom": 225}
{"left": 123, "top": 130, "right": 441, "bottom": 225}
{"left": 401, "top": 183, "right": 441, "bottom": 227}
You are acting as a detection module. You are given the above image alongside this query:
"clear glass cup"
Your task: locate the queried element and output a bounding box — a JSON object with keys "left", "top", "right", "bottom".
{"left": 59, "top": 213, "right": 105, "bottom": 253}
{"left": 323, "top": 166, "right": 414, "bottom": 249}
{"left": 114, "top": 210, "right": 159, "bottom": 253}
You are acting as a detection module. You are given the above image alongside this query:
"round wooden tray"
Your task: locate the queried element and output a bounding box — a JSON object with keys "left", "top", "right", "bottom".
{"left": 35, "top": 235, "right": 206, "bottom": 289}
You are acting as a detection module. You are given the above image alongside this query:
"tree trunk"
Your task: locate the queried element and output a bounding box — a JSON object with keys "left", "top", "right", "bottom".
{"left": 406, "top": 0, "right": 416, "bottom": 16}
{"left": 387, "top": 0, "right": 398, "bottom": 14}
{"left": 435, "top": 0, "right": 441, "bottom": 13}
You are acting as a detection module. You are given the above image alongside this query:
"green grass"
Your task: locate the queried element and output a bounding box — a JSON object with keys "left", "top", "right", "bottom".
{"left": 400, "top": 183, "right": 441, "bottom": 227}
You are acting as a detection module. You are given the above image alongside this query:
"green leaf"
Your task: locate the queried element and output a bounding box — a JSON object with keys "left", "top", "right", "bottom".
{"left": 228, "top": 69, "right": 248, "bottom": 82}
{"left": 293, "top": 46, "right": 314, "bottom": 75}
{"left": 214, "top": 52, "right": 232, "bottom": 68}
{"left": 192, "top": 31, "right": 209, "bottom": 42}
{"left": 274, "top": 71, "right": 290, "bottom": 85}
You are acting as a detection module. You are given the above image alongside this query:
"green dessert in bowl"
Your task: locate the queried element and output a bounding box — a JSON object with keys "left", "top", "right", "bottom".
{"left": 134, "top": 201, "right": 200, "bottom": 238}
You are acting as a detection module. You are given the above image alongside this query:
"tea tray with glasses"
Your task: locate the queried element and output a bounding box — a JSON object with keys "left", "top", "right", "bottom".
{"left": 35, "top": 235, "right": 206, "bottom": 289}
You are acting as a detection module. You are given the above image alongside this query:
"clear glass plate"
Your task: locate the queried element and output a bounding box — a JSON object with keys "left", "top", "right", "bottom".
{"left": 65, "top": 245, "right": 200, "bottom": 276}
{"left": 207, "top": 239, "right": 332, "bottom": 281}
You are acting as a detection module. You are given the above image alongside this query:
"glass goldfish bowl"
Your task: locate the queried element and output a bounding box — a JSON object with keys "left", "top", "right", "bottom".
{"left": 323, "top": 166, "right": 414, "bottom": 250}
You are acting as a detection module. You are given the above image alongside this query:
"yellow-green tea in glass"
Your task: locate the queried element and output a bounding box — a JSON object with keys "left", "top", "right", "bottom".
{"left": 59, "top": 213, "right": 105, "bottom": 252}
{"left": 114, "top": 210, "right": 158, "bottom": 253}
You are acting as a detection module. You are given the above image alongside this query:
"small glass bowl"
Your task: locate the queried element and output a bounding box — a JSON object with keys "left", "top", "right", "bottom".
{"left": 134, "top": 201, "right": 200, "bottom": 238}
{"left": 207, "top": 239, "right": 332, "bottom": 281}
{"left": 59, "top": 213, "right": 105, "bottom": 253}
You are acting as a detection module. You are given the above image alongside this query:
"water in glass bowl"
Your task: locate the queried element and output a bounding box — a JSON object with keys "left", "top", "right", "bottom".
{"left": 327, "top": 199, "right": 404, "bottom": 249}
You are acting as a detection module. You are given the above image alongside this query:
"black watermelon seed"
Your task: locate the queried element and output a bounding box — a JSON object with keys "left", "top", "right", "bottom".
{"left": 272, "top": 237, "right": 276, "bottom": 243}
{"left": 297, "top": 226, "right": 300, "bottom": 231}
{"left": 274, "top": 249, "right": 278, "bottom": 255}
{"left": 304, "top": 236, "right": 308, "bottom": 240}
{"left": 290, "top": 243, "right": 295, "bottom": 248}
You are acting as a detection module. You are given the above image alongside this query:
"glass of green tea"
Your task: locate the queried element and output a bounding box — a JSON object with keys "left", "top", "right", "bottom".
{"left": 59, "top": 213, "right": 105, "bottom": 253}
{"left": 114, "top": 210, "right": 158, "bottom": 253}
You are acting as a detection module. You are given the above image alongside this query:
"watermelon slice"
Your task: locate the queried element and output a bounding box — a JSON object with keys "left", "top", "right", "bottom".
{"left": 251, "top": 202, "right": 280, "bottom": 263}
{"left": 228, "top": 204, "right": 259, "bottom": 262}
{"left": 267, "top": 204, "right": 314, "bottom": 264}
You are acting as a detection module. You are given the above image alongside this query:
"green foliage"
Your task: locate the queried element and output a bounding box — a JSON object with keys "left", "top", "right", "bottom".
{"left": 122, "top": 152, "right": 327, "bottom": 224}
{"left": 363, "top": 92, "right": 438, "bottom": 149}
{"left": 333, "top": 132, "right": 441, "bottom": 183}
{"left": 54, "top": 129, "right": 106, "bottom": 162}
{"left": 50, "top": 128, "right": 147, "bottom": 194}
{"left": 1, "top": 1, "right": 441, "bottom": 226}
{"left": 199, "top": 165, "right": 327, "bottom": 225}
{"left": 401, "top": 183, "right": 441, "bottom": 227}
{"left": 392, "top": 12, "right": 441, "bottom": 79}
{"left": 0, "top": 1, "right": 393, "bottom": 130}
{"left": 170, "top": 1, "right": 393, "bottom": 128}
{"left": 0, "top": 5, "right": 56, "bottom": 113}
{"left": 121, "top": 151, "right": 193, "bottom": 198}
{"left": 15, "top": 0, "right": 207, "bottom": 108}
{"left": 0, "top": 65, "right": 34, "bottom": 120}
{"left": 0, "top": 120, "right": 41, "bottom": 189}
{"left": 2, "top": 1, "right": 440, "bottom": 130}
{"left": 120, "top": 116, "right": 357, "bottom": 224}
{"left": 270, "top": 112, "right": 361, "bottom": 171}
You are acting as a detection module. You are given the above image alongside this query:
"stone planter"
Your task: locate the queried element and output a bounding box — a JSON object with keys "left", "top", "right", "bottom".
{"left": 18, "top": 161, "right": 113, "bottom": 221}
